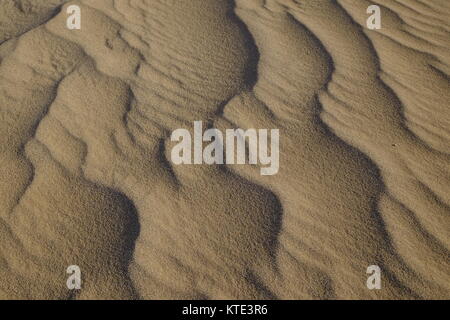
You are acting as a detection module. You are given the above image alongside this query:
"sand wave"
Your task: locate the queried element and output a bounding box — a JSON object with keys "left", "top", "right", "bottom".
{"left": 0, "top": 0, "right": 448, "bottom": 299}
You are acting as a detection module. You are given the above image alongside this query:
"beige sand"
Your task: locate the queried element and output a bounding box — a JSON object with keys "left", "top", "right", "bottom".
{"left": 0, "top": 0, "right": 448, "bottom": 299}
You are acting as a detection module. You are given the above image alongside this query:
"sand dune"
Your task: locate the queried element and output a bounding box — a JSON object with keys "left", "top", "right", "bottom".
{"left": 0, "top": 0, "right": 448, "bottom": 299}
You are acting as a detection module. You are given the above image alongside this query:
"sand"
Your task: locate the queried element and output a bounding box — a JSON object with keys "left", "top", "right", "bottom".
{"left": 0, "top": 0, "right": 448, "bottom": 300}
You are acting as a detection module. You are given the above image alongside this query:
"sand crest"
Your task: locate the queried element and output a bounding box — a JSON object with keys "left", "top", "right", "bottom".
{"left": 0, "top": 0, "right": 448, "bottom": 299}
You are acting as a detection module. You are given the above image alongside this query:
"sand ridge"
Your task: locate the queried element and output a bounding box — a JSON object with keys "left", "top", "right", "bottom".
{"left": 0, "top": 0, "right": 448, "bottom": 299}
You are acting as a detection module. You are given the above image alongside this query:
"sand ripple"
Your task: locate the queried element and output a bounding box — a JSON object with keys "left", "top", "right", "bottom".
{"left": 0, "top": 0, "right": 448, "bottom": 299}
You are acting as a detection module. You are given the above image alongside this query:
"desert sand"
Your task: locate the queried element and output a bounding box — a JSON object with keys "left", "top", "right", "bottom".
{"left": 0, "top": 0, "right": 448, "bottom": 299}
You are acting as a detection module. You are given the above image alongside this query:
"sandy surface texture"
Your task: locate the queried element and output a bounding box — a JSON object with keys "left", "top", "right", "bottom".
{"left": 0, "top": 0, "right": 449, "bottom": 299}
